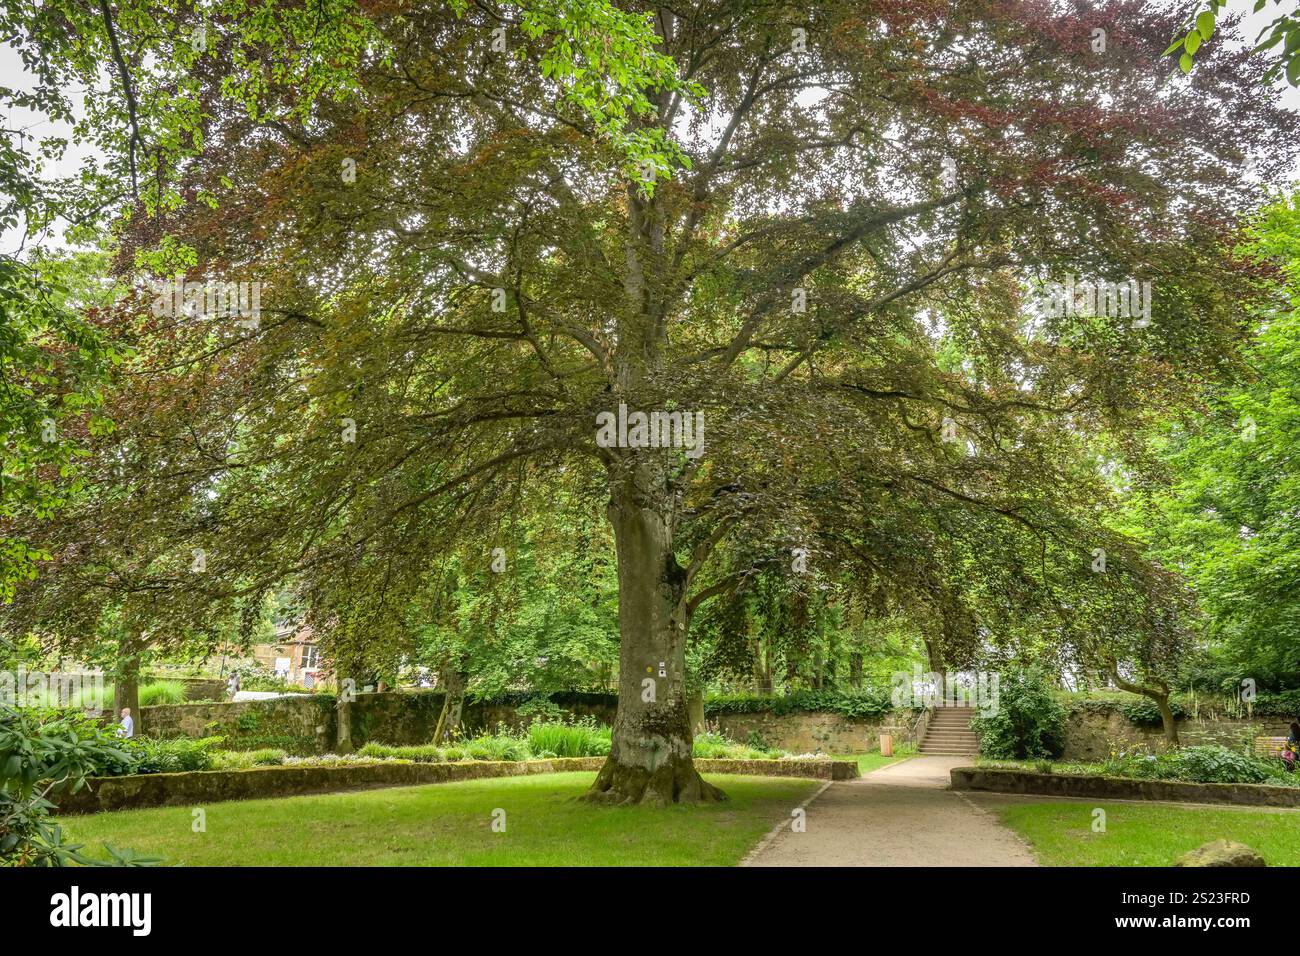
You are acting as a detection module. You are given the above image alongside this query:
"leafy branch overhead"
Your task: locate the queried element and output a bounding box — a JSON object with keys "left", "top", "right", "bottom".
{"left": 1166, "top": 0, "right": 1300, "bottom": 84}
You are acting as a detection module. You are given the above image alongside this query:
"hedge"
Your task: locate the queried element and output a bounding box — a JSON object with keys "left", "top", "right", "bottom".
{"left": 704, "top": 688, "right": 904, "bottom": 719}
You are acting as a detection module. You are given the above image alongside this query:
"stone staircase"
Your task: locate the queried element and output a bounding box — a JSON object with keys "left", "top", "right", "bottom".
{"left": 918, "top": 706, "right": 980, "bottom": 756}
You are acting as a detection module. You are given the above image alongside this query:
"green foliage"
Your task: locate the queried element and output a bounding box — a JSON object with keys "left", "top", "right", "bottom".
{"left": 1116, "top": 196, "right": 1300, "bottom": 685}
{"left": 209, "top": 748, "right": 287, "bottom": 770}
{"left": 0, "top": 253, "right": 113, "bottom": 604}
{"left": 1119, "top": 695, "right": 1189, "bottom": 726}
{"left": 1102, "top": 745, "right": 1297, "bottom": 786}
{"left": 972, "top": 670, "right": 1068, "bottom": 760}
{"left": 1255, "top": 690, "right": 1300, "bottom": 715}
{"left": 463, "top": 732, "right": 531, "bottom": 763}
{"left": 448, "top": 0, "right": 703, "bottom": 189}
{"left": 514, "top": 696, "right": 567, "bottom": 723}
{"left": 234, "top": 662, "right": 312, "bottom": 694}
{"left": 704, "top": 687, "right": 899, "bottom": 720}
{"left": 409, "top": 511, "right": 620, "bottom": 701}
{"left": 691, "top": 731, "right": 778, "bottom": 761}
{"left": 121, "top": 735, "right": 220, "bottom": 774}
{"left": 1166, "top": 0, "right": 1300, "bottom": 87}
{"left": 525, "top": 719, "right": 611, "bottom": 758}
{"left": 0, "top": 705, "right": 154, "bottom": 866}
{"left": 357, "top": 743, "right": 445, "bottom": 763}
{"left": 138, "top": 680, "right": 187, "bottom": 706}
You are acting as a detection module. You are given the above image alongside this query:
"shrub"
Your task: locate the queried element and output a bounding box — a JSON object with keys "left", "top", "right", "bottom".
{"left": 704, "top": 687, "right": 898, "bottom": 719}
{"left": 0, "top": 705, "right": 155, "bottom": 866}
{"left": 515, "top": 696, "right": 567, "bottom": 723}
{"left": 971, "top": 669, "right": 1067, "bottom": 760}
{"left": 357, "top": 743, "right": 444, "bottom": 763}
{"left": 1254, "top": 690, "right": 1300, "bottom": 717}
{"left": 283, "top": 754, "right": 397, "bottom": 767}
{"left": 463, "top": 732, "right": 530, "bottom": 762}
{"left": 526, "top": 719, "right": 611, "bottom": 758}
{"left": 1118, "top": 695, "right": 1188, "bottom": 726}
{"left": 209, "top": 749, "right": 287, "bottom": 770}
{"left": 1101, "top": 745, "right": 1295, "bottom": 786}
{"left": 691, "top": 730, "right": 781, "bottom": 760}
{"left": 124, "top": 736, "right": 222, "bottom": 774}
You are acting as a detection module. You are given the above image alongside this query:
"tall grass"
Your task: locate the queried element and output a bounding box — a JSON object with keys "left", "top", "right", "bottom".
{"left": 526, "top": 719, "right": 612, "bottom": 758}
{"left": 139, "top": 680, "right": 188, "bottom": 706}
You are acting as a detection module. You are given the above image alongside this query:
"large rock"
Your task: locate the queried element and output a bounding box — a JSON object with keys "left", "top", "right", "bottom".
{"left": 1175, "top": 840, "right": 1267, "bottom": 867}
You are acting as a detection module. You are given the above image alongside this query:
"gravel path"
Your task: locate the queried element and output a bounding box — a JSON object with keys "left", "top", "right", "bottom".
{"left": 741, "top": 755, "right": 1039, "bottom": 867}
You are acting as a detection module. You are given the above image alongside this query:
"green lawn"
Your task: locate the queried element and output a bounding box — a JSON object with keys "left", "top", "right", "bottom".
{"left": 996, "top": 801, "right": 1300, "bottom": 866}
{"left": 59, "top": 772, "right": 820, "bottom": 866}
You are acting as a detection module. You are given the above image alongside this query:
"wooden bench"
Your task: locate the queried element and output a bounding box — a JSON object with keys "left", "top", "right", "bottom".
{"left": 1254, "top": 736, "right": 1291, "bottom": 759}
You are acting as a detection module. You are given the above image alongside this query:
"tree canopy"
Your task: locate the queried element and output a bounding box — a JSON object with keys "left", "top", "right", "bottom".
{"left": 2, "top": 0, "right": 1298, "bottom": 802}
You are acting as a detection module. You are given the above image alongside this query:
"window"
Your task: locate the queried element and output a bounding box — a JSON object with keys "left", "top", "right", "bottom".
{"left": 301, "top": 644, "right": 320, "bottom": 669}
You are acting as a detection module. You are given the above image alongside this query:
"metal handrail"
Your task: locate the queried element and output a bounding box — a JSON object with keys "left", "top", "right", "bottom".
{"left": 909, "top": 705, "right": 932, "bottom": 747}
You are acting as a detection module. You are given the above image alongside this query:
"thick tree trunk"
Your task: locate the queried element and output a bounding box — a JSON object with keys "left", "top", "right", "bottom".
{"left": 433, "top": 667, "right": 467, "bottom": 744}
{"left": 113, "top": 631, "right": 142, "bottom": 733}
{"left": 687, "top": 688, "right": 705, "bottom": 736}
{"left": 1155, "top": 694, "right": 1180, "bottom": 749}
{"left": 849, "top": 652, "right": 864, "bottom": 688}
{"left": 585, "top": 486, "right": 724, "bottom": 805}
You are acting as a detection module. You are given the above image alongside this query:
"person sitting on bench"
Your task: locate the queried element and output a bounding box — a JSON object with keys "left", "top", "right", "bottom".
{"left": 1284, "top": 722, "right": 1300, "bottom": 773}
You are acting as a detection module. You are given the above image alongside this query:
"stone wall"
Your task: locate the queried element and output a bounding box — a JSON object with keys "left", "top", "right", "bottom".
{"left": 951, "top": 765, "right": 1300, "bottom": 808}
{"left": 1060, "top": 710, "right": 1293, "bottom": 761}
{"left": 140, "top": 691, "right": 621, "bottom": 753}
{"left": 140, "top": 690, "right": 1294, "bottom": 758}
{"left": 142, "top": 696, "right": 336, "bottom": 754}
{"left": 709, "top": 711, "right": 917, "bottom": 753}
{"left": 54, "top": 756, "right": 852, "bottom": 815}
{"left": 141, "top": 692, "right": 912, "bottom": 755}
{"left": 347, "top": 690, "right": 618, "bottom": 745}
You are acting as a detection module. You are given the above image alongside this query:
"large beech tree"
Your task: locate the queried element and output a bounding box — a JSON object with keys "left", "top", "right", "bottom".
{"left": 8, "top": 1, "right": 1297, "bottom": 803}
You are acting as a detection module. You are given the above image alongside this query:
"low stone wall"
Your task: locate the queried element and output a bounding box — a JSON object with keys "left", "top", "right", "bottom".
{"left": 55, "top": 757, "right": 852, "bottom": 815}
{"left": 696, "top": 758, "right": 858, "bottom": 780}
{"left": 950, "top": 766, "right": 1300, "bottom": 808}
{"left": 142, "top": 696, "right": 335, "bottom": 754}
{"left": 348, "top": 690, "right": 618, "bottom": 744}
{"left": 1061, "top": 711, "right": 1292, "bottom": 761}
{"left": 709, "top": 711, "right": 915, "bottom": 753}
{"left": 141, "top": 689, "right": 1292, "bottom": 760}
{"left": 141, "top": 691, "right": 621, "bottom": 753}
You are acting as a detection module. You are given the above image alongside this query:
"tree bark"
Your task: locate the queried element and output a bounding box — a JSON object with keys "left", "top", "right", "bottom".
{"left": 432, "top": 667, "right": 467, "bottom": 744}
{"left": 584, "top": 480, "right": 724, "bottom": 805}
{"left": 687, "top": 687, "right": 705, "bottom": 736}
{"left": 1155, "top": 693, "right": 1179, "bottom": 749}
{"left": 113, "top": 630, "right": 142, "bottom": 733}
{"left": 849, "top": 652, "right": 864, "bottom": 688}
{"left": 1108, "top": 664, "right": 1180, "bottom": 748}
